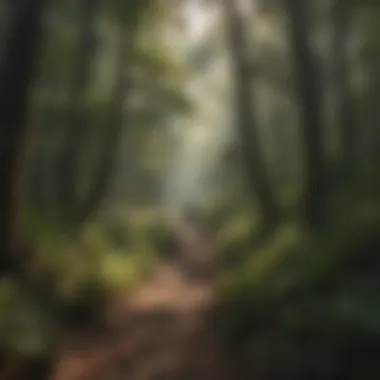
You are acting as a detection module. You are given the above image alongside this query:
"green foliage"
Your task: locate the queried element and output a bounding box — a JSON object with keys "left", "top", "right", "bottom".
{"left": 0, "top": 209, "right": 168, "bottom": 356}
{"left": 216, "top": 191, "right": 380, "bottom": 377}
{"left": 199, "top": 194, "right": 263, "bottom": 268}
{"left": 133, "top": 39, "right": 187, "bottom": 80}
{"left": 0, "top": 280, "right": 58, "bottom": 356}
{"left": 104, "top": 0, "right": 153, "bottom": 24}
{"left": 4, "top": 0, "right": 380, "bottom": 377}
{"left": 213, "top": 212, "right": 259, "bottom": 268}
{"left": 128, "top": 210, "right": 179, "bottom": 260}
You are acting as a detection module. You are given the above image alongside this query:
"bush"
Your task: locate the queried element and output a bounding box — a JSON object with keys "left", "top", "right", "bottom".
{"left": 131, "top": 211, "right": 179, "bottom": 260}
{"left": 216, "top": 201, "right": 380, "bottom": 378}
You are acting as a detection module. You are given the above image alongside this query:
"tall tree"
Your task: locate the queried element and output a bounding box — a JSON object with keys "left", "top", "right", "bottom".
{"left": 58, "top": 1, "right": 148, "bottom": 229}
{"left": 0, "top": 0, "right": 48, "bottom": 275}
{"left": 358, "top": 5, "right": 380, "bottom": 171}
{"left": 76, "top": 2, "right": 150, "bottom": 224}
{"left": 59, "top": 0, "right": 102, "bottom": 226}
{"left": 287, "top": 0, "right": 325, "bottom": 226}
{"left": 332, "top": 0, "right": 357, "bottom": 167}
{"left": 222, "top": 0, "right": 279, "bottom": 229}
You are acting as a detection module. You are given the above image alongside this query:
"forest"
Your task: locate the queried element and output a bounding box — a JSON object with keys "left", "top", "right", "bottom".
{"left": 1, "top": 0, "right": 380, "bottom": 379}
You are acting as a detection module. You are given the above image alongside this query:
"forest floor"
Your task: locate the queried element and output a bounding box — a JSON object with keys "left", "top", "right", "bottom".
{"left": 49, "top": 221, "right": 230, "bottom": 380}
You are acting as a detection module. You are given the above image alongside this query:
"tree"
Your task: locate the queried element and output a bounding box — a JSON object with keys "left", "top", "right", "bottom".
{"left": 357, "top": 4, "right": 380, "bottom": 172}
{"left": 222, "top": 0, "right": 279, "bottom": 230}
{"left": 332, "top": 0, "right": 357, "bottom": 167}
{"left": 0, "top": 0, "right": 48, "bottom": 276}
{"left": 57, "top": 1, "right": 150, "bottom": 229}
{"left": 59, "top": 0, "right": 102, "bottom": 226}
{"left": 287, "top": 0, "right": 325, "bottom": 226}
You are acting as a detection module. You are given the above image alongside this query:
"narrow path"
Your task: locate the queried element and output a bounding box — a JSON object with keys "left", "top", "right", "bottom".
{"left": 49, "top": 220, "right": 228, "bottom": 380}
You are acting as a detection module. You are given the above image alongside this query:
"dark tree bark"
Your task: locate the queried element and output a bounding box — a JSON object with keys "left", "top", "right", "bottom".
{"left": 333, "top": 0, "right": 357, "bottom": 167}
{"left": 0, "top": 0, "right": 48, "bottom": 275}
{"left": 59, "top": 0, "right": 102, "bottom": 225}
{"left": 59, "top": 2, "right": 149, "bottom": 229}
{"left": 287, "top": 0, "right": 326, "bottom": 227}
{"left": 360, "top": 7, "right": 380, "bottom": 172}
{"left": 76, "top": 24, "right": 133, "bottom": 224}
{"left": 223, "top": 0, "right": 279, "bottom": 230}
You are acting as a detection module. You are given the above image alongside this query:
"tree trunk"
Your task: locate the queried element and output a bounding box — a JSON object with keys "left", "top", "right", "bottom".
{"left": 76, "top": 23, "right": 133, "bottom": 224}
{"left": 60, "top": 2, "right": 146, "bottom": 229}
{"left": 287, "top": 0, "right": 325, "bottom": 227}
{"left": 222, "top": 0, "right": 279, "bottom": 230}
{"left": 59, "top": 0, "right": 102, "bottom": 225}
{"left": 0, "top": 0, "right": 48, "bottom": 275}
{"left": 333, "top": 0, "right": 357, "bottom": 168}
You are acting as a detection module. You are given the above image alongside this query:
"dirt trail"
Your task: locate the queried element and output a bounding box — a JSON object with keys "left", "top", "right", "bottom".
{"left": 49, "top": 220, "right": 228, "bottom": 380}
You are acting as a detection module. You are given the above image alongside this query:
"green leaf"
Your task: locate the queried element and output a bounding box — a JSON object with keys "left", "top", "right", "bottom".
{"left": 133, "top": 39, "right": 188, "bottom": 80}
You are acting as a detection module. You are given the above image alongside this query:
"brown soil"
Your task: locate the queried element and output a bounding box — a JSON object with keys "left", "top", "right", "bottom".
{"left": 48, "top": 221, "right": 230, "bottom": 380}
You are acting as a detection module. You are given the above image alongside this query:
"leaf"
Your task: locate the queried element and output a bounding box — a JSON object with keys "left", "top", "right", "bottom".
{"left": 133, "top": 39, "right": 188, "bottom": 80}
{"left": 128, "top": 83, "right": 194, "bottom": 130}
